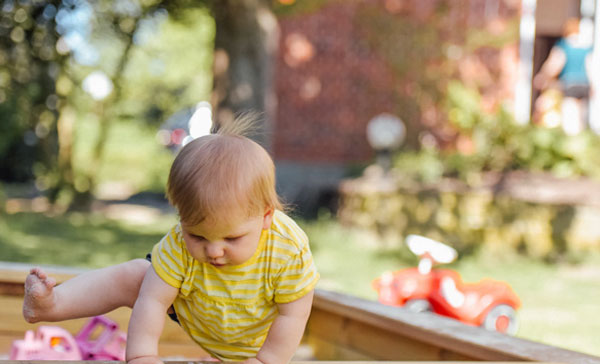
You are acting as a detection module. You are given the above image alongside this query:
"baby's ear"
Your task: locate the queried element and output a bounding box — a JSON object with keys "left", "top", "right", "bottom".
{"left": 262, "top": 207, "right": 274, "bottom": 229}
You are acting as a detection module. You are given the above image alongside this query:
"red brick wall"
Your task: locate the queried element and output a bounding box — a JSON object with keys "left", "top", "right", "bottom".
{"left": 274, "top": 1, "right": 397, "bottom": 163}
{"left": 273, "top": 0, "right": 521, "bottom": 164}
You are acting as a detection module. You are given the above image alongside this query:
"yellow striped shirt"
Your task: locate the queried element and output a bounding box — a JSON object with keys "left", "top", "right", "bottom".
{"left": 151, "top": 210, "right": 319, "bottom": 361}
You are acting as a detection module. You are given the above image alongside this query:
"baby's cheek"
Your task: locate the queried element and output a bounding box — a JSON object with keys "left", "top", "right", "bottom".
{"left": 191, "top": 252, "right": 206, "bottom": 263}
{"left": 185, "top": 243, "right": 204, "bottom": 261}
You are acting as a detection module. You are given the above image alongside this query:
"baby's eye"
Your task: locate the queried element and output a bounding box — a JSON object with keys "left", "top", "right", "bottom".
{"left": 225, "top": 236, "right": 241, "bottom": 242}
{"left": 190, "top": 234, "right": 206, "bottom": 241}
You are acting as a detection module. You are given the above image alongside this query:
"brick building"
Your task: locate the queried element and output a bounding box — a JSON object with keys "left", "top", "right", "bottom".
{"left": 271, "top": 0, "right": 595, "bottom": 216}
{"left": 272, "top": 0, "right": 523, "bottom": 215}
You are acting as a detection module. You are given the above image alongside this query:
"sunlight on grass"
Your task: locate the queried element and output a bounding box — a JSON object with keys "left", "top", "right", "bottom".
{"left": 74, "top": 118, "right": 174, "bottom": 193}
{"left": 0, "top": 209, "right": 178, "bottom": 268}
{"left": 300, "top": 218, "right": 416, "bottom": 299}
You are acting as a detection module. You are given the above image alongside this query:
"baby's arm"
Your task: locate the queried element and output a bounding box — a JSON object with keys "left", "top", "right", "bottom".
{"left": 248, "top": 290, "right": 314, "bottom": 364}
{"left": 126, "top": 266, "right": 178, "bottom": 364}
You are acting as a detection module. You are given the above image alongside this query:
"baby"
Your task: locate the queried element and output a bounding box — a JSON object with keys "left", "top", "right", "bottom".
{"left": 23, "top": 115, "right": 319, "bottom": 364}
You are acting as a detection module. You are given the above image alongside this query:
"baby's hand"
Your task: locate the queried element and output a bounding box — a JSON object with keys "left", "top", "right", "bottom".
{"left": 127, "top": 355, "right": 163, "bottom": 364}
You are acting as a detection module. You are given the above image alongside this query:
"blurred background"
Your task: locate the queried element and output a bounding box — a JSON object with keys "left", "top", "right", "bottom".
{"left": 1, "top": 0, "right": 599, "bottom": 356}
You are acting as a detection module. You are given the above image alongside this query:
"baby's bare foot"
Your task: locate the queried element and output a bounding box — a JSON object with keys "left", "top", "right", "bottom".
{"left": 23, "top": 267, "right": 57, "bottom": 323}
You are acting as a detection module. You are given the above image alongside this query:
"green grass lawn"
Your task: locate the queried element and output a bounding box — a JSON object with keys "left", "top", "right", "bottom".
{"left": 1, "top": 208, "right": 598, "bottom": 357}
{"left": 0, "top": 209, "right": 177, "bottom": 267}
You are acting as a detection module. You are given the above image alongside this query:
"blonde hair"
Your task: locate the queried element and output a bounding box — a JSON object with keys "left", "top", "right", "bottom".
{"left": 167, "top": 113, "right": 282, "bottom": 226}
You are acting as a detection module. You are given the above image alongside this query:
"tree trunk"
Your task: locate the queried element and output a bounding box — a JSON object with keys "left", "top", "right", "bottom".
{"left": 211, "top": 0, "right": 279, "bottom": 150}
{"left": 69, "top": 7, "right": 155, "bottom": 210}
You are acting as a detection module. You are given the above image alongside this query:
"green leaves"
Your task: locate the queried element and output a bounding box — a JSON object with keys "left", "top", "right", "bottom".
{"left": 393, "top": 80, "right": 600, "bottom": 183}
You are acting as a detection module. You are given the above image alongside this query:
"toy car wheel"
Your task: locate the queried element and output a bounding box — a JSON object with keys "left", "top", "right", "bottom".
{"left": 482, "top": 304, "right": 518, "bottom": 335}
{"left": 403, "top": 299, "right": 432, "bottom": 313}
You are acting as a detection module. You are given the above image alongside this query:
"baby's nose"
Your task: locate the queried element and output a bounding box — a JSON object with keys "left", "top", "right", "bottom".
{"left": 205, "top": 244, "right": 224, "bottom": 258}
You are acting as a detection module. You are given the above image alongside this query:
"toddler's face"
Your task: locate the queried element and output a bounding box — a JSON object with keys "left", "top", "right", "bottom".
{"left": 181, "top": 209, "right": 273, "bottom": 267}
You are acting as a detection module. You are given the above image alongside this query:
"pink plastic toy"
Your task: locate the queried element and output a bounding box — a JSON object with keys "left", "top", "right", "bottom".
{"left": 10, "top": 325, "right": 82, "bottom": 360}
{"left": 75, "top": 315, "right": 127, "bottom": 360}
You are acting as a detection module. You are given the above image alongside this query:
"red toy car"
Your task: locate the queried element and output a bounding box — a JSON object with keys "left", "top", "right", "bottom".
{"left": 373, "top": 235, "right": 521, "bottom": 335}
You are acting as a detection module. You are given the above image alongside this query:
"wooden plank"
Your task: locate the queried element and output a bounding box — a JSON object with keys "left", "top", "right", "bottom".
{"left": 0, "top": 296, "right": 193, "bottom": 342}
{"left": 0, "top": 361, "right": 571, "bottom": 364}
{"left": 0, "top": 261, "right": 84, "bottom": 283}
{"left": 0, "top": 262, "right": 84, "bottom": 297}
{"left": 306, "top": 308, "right": 434, "bottom": 360}
{"left": 0, "top": 293, "right": 208, "bottom": 359}
{"left": 305, "top": 307, "right": 473, "bottom": 360}
{"left": 309, "top": 289, "right": 600, "bottom": 363}
{"left": 301, "top": 335, "right": 372, "bottom": 361}
{"left": 140, "top": 342, "right": 209, "bottom": 359}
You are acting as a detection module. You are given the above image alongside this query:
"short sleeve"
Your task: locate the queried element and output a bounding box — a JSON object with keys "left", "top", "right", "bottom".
{"left": 152, "top": 224, "right": 188, "bottom": 289}
{"left": 273, "top": 235, "right": 320, "bottom": 304}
